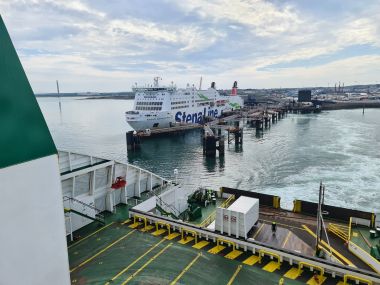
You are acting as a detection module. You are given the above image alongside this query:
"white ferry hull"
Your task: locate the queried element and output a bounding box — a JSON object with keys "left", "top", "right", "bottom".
{"left": 125, "top": 79, "right": 243, "bottom": 131}
{"left": 126, "top": 102, "right": 239, "bottom": 130}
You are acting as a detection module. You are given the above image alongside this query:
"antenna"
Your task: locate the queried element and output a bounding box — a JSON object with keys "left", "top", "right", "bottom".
{"left": 153, "top": 76, "right": 162, "bottom": 87}
{"left": 56, "top": 80, "right": 62, "bottom": 113}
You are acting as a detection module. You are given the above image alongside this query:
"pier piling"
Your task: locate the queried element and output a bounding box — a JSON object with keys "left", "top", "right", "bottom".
{"left": 126, "top": 131, "right": 141, "bottom": 151}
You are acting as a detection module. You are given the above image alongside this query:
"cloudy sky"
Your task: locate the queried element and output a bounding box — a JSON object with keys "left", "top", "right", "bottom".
{"left": 1, "top": 0, "right": 380, "bottom": 92}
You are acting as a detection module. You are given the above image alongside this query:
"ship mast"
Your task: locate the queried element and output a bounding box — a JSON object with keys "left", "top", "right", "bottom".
{"left": 56, "top": 80, "right": 62, "bottom": 114}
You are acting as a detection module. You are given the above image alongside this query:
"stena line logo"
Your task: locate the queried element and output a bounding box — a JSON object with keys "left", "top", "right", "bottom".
{"left": 175, "top": 107, "right": 219, "bottom": 123}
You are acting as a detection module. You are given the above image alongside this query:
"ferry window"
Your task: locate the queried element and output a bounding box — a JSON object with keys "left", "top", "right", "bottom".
{"left": 61, "top": 179, "right": 73, "bottom": 197}
{"left": 75, "top": 173, "right": 91, "bottom": 196}
{"left": 95, "top": 168, "right": 108, "bottom": 189}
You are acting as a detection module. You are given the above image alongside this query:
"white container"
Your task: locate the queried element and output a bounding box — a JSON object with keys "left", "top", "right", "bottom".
{"left": 215, "top": 196, "right": 259, "bottom": 239}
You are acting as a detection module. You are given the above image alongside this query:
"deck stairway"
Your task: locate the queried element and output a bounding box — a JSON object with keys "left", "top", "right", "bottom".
{"left": 155, "top": 196, "right": 180, "bottom": 219}
{"left": 146, "top": 186, "right": 180, "bottom": 219}
{"left": 63, "top": 196, "right": 105, "bottom": 225}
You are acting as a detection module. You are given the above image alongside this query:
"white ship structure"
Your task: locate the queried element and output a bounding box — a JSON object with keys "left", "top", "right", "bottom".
{"left": 125, "top": 78, "right": 243, "bottom": 131}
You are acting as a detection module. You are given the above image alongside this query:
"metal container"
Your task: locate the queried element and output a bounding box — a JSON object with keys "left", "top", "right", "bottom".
{"left": 215, "top": 196, "right": 259, "bottom": 239}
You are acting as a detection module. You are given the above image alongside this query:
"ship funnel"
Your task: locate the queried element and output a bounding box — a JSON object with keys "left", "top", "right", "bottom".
{"left": 231, "top": 81, "right": 238, "bottom": 96}
{"left": 211, "top": 82, "right": 216, "bottom": 89}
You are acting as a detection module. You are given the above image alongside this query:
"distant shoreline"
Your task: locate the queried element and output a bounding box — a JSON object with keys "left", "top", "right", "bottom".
{"left": 321, "top": 101, "right": 380, "bottom": 110}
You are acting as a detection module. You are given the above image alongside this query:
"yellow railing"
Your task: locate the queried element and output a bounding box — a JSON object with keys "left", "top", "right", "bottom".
{"left": 199, "top": 212, "right": 216, "bottom": 227}
{"left": 348, "top": 217, "right": 352, "bottom": 241}
{"left": 134, "top": 215, "right": 147, "bottom": 228}
{"left": 298, "top": 262, "right": 324, "bottom": 278}
{"left": 328, "top": 223, "right": 349, "bottom": 241}
{"left": 155, "top": 221, "right": 171, "bottom": 235}
{"left": 217, "top": 238, "right": 236, "bottom": 250}
{"left": 220, "top": 195, "right": 235, "bottom": 208}
{"left": 343, "top": 274, "right": 372, "bottom": 285}
{"left": 258, "top": 249, "right": 281, "bottom": 267}
{"left": 199, "top": 195, "right": 235, "bottom": 228}
{"left": 181, "top": 228, "right": 198, "bottom": 244}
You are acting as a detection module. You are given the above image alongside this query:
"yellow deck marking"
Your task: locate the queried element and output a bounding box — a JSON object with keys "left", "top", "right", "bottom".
{"left": 243, "top": 255, "right": 260, "bottom": 266}
{"left": 152, "top": 229, "right": 166, "bottom": 236}
{"left": 121, "top": 243, "right": 173, "bottom": 285}
{"left": 68, "top": 222, "right": 115, "bottom": 249}
{"left": 225, "top": 250, "right": 243, "bottom": 260}
{"left": 208, "top": 245, "right": 226, "bottom": 254}
{"left": 192, "top": 240, "right": 210, "bottom": 249}
{"left": 70, "top": 230, "right": 136, "bottom": 272}
{"left": 178, "top": 236, "right": 195, "bottom": 244}
{"left": 121, "top": 219, "right": 131, "bottom": 225}
{"left": 306, "top": 275, "right": 326, "bottom": 285}
{"left": 262, "top": 261, "right": 280, "bottom": 272}
{"left": 253, "top": 223, "right": 265, "bottom": 239}
{"left": 284, "top": 267, "right": 302, "bottom": 279}
{"left": 352, "top": 232, "right": 358, "bottom": 237}
{"left": 105, "top": 239, "right": 165, "bottom": 285}
{"left": 282, "top": 231, "right": 292, "bottom": 248}
{"left": 140, "top": 225, "right": 154, "bottom": 232}
{"left": 129, "top": 222, "right": 142, "bottom": 229}
{"left": 226, "top": 265, "right": 242, "bottom": 285}
{"left": 165, "top": 232, "right": 180, "bottom": 240}
{"left": 302, "top": 225, "right": 355, "bottom": 267}
{"left": 169, "top": 253, "right": 202, "bottom": 285}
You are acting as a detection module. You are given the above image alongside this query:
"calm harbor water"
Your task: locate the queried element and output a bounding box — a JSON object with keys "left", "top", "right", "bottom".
{"left": 37, "top": 97, "right": 380, "bottom": 212}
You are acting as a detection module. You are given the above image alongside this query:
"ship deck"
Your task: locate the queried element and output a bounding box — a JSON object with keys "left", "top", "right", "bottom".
{"left": 68, "top": 204, "right": 377, "bottom": 285}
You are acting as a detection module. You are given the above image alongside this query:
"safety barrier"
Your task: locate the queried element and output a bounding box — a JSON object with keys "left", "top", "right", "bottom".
{"left": 129, "top": 209, "right": 380, "bottom": 284}
{"left": 199, "top": 212, "right": 216, "bottom": 228}
{"left": 217, "top": 238, "right": 236, "bottom": 250}
{"left": 328, "top": 223, "right": 349, "bottom": 241}
{"left": 298, "top": 262, "right": 324, "bottom": 278}
{"left": 344, "top": 274, "right": 372, "bottom": 285}
{"left": 181, "top": 228, "right": 198, "bottom": 244}
{"left": 293, "top": 200, "right": 302, "bottom": 213}
{"left": 221, "top": 187, "right": 280, "bottom": 207}
{"left": 155, "top": 221, "right": 171, "bottom": 235}
{"left": 348, "top": 217, "right": 352, "bottom": 241}
{"left": 134, "top": 215, "right": 147, "bottom": 229}
{"left": 273, "top": 196, "right": 281, "bottom": 209}
{"left": 258, "top": 249, "right": 281, "bottom": 268}
{"left": 220, "top": 195, "right": 235, "bottom": 208}
{"left": 291, "top": 200, "right": 374, "bottom": 223}
{"left": 199, "top": 194, "right": 235, "bottom": 228}
{"left": 372, "top": 213, "right": 376, "bottom": 228}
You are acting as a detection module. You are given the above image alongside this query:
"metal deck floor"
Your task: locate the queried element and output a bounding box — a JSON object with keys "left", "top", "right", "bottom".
{"left": 68, "top": 205, "right": 363, "bottom": 285}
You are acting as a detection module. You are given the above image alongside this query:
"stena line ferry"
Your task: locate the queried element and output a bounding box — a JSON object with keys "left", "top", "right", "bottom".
{"left": 125, "top": 77, "right": 243, "bottom": 131}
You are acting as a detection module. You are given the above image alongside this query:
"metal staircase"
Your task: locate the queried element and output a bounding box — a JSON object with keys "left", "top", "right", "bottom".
{"left": 63, "top": 196, "right": 105, "bottom": 225}
{"left": 155, "top": 196, "right": 180, "bottom": 219}
{"left": 146, "top": 185, "right": 180, "bottom": 219}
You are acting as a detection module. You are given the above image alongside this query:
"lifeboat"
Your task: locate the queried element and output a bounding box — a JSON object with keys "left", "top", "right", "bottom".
{"left": 111, "top": 176, "right": 127, "bottom": 189}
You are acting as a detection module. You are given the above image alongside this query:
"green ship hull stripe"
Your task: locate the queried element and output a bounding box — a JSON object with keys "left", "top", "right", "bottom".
{"left": 0, "top": 16, "right": 57, "bottom": 169}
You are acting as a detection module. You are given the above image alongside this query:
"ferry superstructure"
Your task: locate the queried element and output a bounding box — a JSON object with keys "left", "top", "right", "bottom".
{"left": 125, "top": 78, "right": 243, "bottom": 131}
